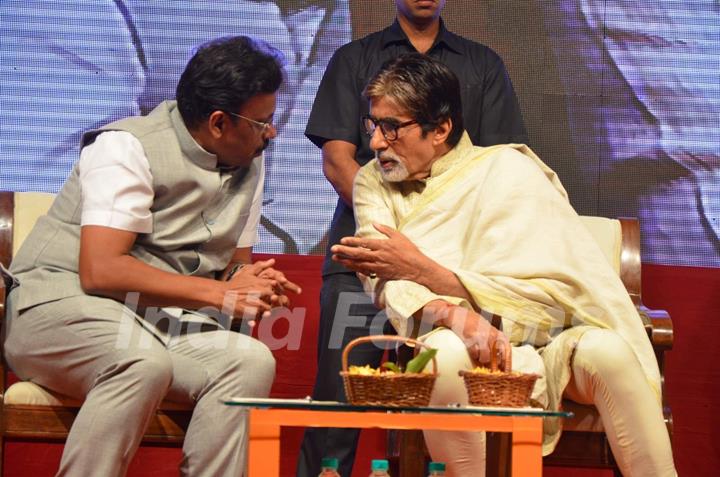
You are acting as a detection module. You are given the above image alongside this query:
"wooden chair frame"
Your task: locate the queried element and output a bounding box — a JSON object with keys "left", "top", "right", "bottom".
{"left": 389, "top": 218, "right": 673, "bottom": 477}
{"left": 543, "top": 218, "right": 673, "bottom": 475}
{"left": 0, "top": 191, "right": 190, "bottom": 475}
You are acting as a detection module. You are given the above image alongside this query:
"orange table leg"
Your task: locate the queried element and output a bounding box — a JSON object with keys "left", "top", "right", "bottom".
{"left": 246, "top": 409, "right": 281, "bottom": 477}
{"left": 510, "top": 416, "right": 543, "bottom": 477}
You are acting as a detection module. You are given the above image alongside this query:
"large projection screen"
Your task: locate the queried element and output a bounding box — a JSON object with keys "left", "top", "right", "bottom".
{"left": 2, "top": 1, "right": 718, "bottom": 267}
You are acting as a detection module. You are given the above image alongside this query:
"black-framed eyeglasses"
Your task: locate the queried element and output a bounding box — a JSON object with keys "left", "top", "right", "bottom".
{"left": 226, "top": 111, "right": 274, "bottom": 135}
{"left": 362, "top": 115, "right": 418, "bottom": 141}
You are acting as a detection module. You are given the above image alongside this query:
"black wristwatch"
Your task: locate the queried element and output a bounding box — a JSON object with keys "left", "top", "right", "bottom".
{"left": 225, "top": 263, "right": 247, "bottom": 281}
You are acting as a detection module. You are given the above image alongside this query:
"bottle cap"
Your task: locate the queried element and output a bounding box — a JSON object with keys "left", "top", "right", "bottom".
{"left": 428, "top": 462, "right": 446, "bottom": 472}
{"left": 371, "top": 459, "right": 389, "bottom": 471}
{"left": 321, "top": 457, "right": 339, "bottom": 469}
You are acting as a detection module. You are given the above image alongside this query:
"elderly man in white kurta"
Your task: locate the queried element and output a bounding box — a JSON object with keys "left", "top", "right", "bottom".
{"left": 330, "top": 53, "right": 677, "bottom": 477}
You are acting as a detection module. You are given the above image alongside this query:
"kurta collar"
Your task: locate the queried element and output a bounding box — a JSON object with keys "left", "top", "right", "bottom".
{"left": 428, "top": 131, "right": 474, "bottom": 178}
{"left": 168, "top": 101, "right": 220, "bottom": 171}
{"left": 382, "top": 18, "right": 462, "bottom": 54}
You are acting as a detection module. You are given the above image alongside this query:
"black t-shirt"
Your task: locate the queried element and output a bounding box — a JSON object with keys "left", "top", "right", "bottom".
{"left": 306, "top": 19, "right": 528, "bottom": 275}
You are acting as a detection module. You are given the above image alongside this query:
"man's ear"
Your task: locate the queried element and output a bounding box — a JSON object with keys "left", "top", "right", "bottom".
{"left": 432, "top": 118, "right": 452, "bottom": 146}
{"left": 207, "top": 110, "right": 228, "bottom": 139}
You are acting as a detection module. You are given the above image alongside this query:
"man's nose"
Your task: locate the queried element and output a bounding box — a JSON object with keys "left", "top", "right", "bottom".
{"left": 369, "top": 127, "right": 388, "bottom": 150}
{"left": 264, "top": 124, "right": 278, "bottom": 140}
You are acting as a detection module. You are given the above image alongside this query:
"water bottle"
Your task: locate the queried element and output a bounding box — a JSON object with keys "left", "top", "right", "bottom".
{"left": 318, "top": 457, "right": 341, "bottom": 477}
{"left": 368, "top": 459, "right": 391, "bottom": 476}
{"left": 427, "top": 462, "right": 446, "bottom": 476}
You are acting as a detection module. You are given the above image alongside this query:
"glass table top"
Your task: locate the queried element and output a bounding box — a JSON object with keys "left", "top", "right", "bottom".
{"left": 224, "top": 397, "right": 573, "bottom": 418}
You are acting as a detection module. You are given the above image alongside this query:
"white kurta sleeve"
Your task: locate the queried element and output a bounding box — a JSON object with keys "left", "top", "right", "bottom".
{"left": 78, "top": 131, "right": 154, "bottom": 233}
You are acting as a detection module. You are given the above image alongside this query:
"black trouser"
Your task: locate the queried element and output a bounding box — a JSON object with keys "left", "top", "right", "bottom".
{"left": 296, "top": 272, "right": 394, "bottom": 477}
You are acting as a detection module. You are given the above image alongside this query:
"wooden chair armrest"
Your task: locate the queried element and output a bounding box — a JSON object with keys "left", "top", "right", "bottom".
{"left": 637, "top": 305, "right": 673, "bottom": 351}
{"left": 0, "top": 279, "right": 5, "bottom": 320}
{"left": 1, "top": 278, "right": 7, "bottom": 393}
{"left": 637, "top": 304, "right": 674, "bottom": 438}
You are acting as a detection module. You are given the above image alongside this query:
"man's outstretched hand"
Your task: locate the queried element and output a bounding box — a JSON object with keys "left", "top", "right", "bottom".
{"left": 331, "top": 223, "right": 430, "bottom": 281}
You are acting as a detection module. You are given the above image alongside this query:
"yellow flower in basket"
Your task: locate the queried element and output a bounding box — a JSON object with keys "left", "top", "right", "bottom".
{"left": 460, "top": 342, "right": 538, "bottom": 408}
{"left": 341, "top": 335, "right": 439, "bottom": 407}
{"left": 469, "top": 366, "right": 525, "bottom": 377}
{"left": 347, "top": 347, "right": 437, "bottom": 376}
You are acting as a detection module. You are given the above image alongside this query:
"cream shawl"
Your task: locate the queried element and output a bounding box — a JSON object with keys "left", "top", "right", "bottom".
{"left": 353, "top": 132, "right": 661, "bottom": 452}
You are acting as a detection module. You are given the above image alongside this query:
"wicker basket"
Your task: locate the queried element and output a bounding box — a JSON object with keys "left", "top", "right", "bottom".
{"left": 340, "top": 335, "right": 438, "bottom": 407}
{"left": 459, "top": 341, "right": 538, "bottom": 408}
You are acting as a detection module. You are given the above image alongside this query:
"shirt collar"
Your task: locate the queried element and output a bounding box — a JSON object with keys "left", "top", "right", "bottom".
{"left": 428, "top": 131, "right": 474, "bottom": 177}
{"left": 382, "top": 18, "right": 462, "bottom": 55}
{"left": 168, "top": 101, "right": 221, "bottom": 171}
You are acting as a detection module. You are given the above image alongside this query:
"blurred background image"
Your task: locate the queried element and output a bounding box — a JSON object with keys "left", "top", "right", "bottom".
{"left": 2, "top": 0, "right": 718, "bottom": 267}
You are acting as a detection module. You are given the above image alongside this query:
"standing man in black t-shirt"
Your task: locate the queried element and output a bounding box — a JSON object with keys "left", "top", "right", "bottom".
{"left": 298, "top": 1, "right": 527, "bottom": 475}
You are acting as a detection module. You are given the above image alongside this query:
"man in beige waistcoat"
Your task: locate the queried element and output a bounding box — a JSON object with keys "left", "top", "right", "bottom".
{"left": 2, "top": 36, "right": 300, "bottom": 476}
{"left": 332, "top": 53, "right": 676, "bottom": 477}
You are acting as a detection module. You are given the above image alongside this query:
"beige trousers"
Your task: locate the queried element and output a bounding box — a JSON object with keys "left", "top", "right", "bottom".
{"left": 420, "top": 328, "right": 677, "bottom": 477}
{"left": 3, "top": 293, "right": 276, "bottom": 477}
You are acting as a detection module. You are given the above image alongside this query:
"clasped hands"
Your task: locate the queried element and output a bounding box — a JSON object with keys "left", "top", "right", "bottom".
{"left": 223, "top": 258, "right": 301, "bottom": 324}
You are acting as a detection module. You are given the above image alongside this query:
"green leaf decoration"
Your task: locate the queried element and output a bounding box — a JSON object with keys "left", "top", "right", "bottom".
{"left": 381, "top": 361, "right": 401, "bottom": 373}
{"left": 405, "top": 348, "right": 438, "bottom": 373}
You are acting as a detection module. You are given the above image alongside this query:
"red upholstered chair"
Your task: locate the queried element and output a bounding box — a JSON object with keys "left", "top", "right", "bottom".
{"left": 389, "top": 217, "right": 673, "bottom": 477}
{"left": 0, "top": 191, "right": 191, "bottom": 475}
